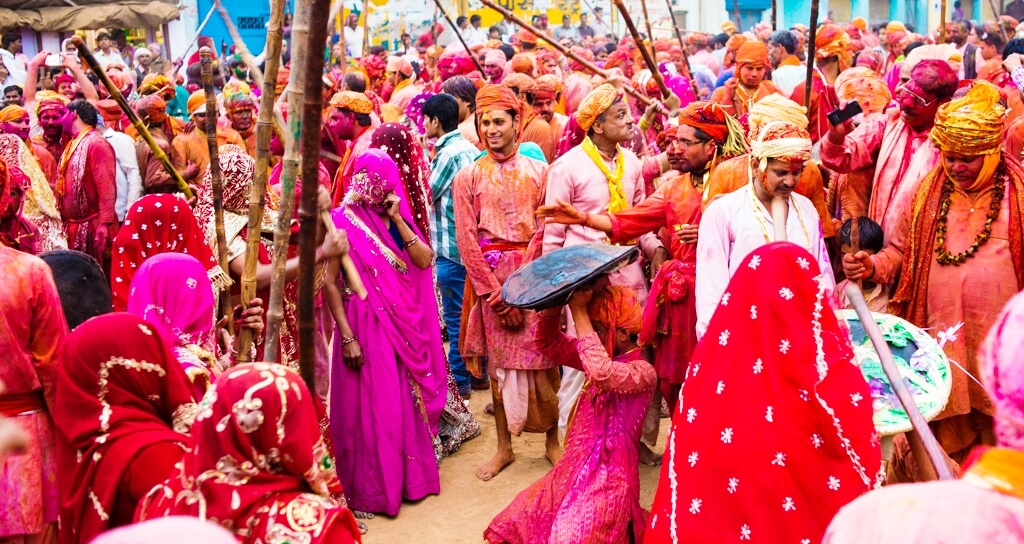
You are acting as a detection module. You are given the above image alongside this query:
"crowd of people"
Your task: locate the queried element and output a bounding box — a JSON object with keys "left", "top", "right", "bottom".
{"left": 2, "top": 6, "right": 1024, "bottom": 544}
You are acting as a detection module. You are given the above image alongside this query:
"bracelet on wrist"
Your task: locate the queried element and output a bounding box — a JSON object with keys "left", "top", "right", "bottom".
{"left": 402, "top": 235, "right": 419, "bottom": 249}
{"left": 341, "top": 335, "right": 358, "bottom": 345}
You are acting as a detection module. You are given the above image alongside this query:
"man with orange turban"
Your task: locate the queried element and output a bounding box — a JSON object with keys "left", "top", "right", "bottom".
{"left": 452, "top": 84, "right": 560, "bottom": 482}
{"left": 534, "top": 74, "right": 566, "bottom": 144}
{"left": 846, "top": 81, "right": 1024, "bottom": 482}
{"left": 31, "top": 91, "right": 71, "bottom": 168}
{"left": 223, "top": 92, "right": 257, "bottom": 157}
{"left": 541, "top": 84, "right": 667, "bottom": 460}
{"left": 711, "top": 41, "right": 780, "bottom": 118}
{"left": 538, "top": 101, "right": 746, "bottom": 412}
{"left": 326, "top": 90, "right": 376, "bottom": 205}
{"left": 134, "top": 94, "right": 177, "bottom": 194}
{"left": 502, "top": 73, "right": 556, "bottom": 162}
{"left": 170, "top": 89, "right": 246, "bottom": 187}
{"left": 0, "top": 103, "right": 58, "bottom": 187}
{"left": 790, "top": 23, "right": 851, "bottom": 142}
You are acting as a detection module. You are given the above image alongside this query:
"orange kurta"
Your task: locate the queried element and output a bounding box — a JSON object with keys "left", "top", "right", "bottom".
{"left": 710, "top": 79, "right": 780, "bottom": 118}
{"left": 702, "top": 154, "right": 836, "bottom": 238}
{"left": 170, "top": 127, "right": 246, "bottom": 183}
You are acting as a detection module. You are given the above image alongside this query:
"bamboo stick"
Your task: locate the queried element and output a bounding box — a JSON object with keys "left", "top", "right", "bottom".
{"left": 661, "top": 0, "right": 700, "bottom": 96}
{"left": 265, "top": 0, "right": 310, "bottom": 362}
{"left": 200, "top": 47, "right": 233, "bottom": 327}
{"left": 478, "top": 0, "right": 664, "bottom": 111}
{"left": 640, "top": 0, "right": 655, "bottom": 49}
{"left": 772, "top": 0, "right": 778, "bottom": 30}
{"left": 70, "top": 36, "right": 192, "bottom": 198}
{"left": 297, "top": 0, "right": 335, "bottom": 391}
{"left": 771, "top": 197, "right": 787, "bottom": 242}
{"left": 989, "top": 0, "right": 1010, "bottom": 42}
{"left": 733, "top": 0, "right": 742, "bottom": 30}
{"left": 360, "top": 0, "right": 371, "bottom": 57}
{"left": 804, "top": 0, "right": 819, "bottom": 110}
{"left": 236, "top": 0, "right": 287, "bottom": 362}
{"left": 613, "top": 0, "right": 671, "bottom": 99}
{"left": 939, "top": 0, "right": 948, "bottom": 43}
{"left": 433, "top": 0, "right": 486, "bottom": 74}
{"left": 844, "top": 284, "right": 955, "bottom": 481}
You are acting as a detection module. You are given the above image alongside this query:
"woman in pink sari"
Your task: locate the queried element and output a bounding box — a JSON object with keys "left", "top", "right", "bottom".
{"left": 369, "top": 123, "right": 433, "bottom": 245}
{"left": 324, "top": 150, "right": 446, "bottom": 516}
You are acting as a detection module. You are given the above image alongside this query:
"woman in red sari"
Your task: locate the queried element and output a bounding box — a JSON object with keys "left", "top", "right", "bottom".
{"left": 645, "top": 242, "right": 882, "bottom": 544}
{"left": 53, "top": 312, "right": 198, "bottom": 544}
{"left": 138, "top": 363, "right": 361, "bottom": 544}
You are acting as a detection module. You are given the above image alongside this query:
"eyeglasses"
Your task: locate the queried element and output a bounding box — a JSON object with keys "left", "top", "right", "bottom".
{"left": 896, "top": 85, "right": 937, "bottom": 108}
{"left": 673, "top": 137, "right": 708, "bottom": 148}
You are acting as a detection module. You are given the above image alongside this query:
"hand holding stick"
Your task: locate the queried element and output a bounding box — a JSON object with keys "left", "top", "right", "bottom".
{"left": 844, "top": 284, "right": 955, "bottom": 481}
{"left": 70, "top": 36, "right": 192, "bottom": 198}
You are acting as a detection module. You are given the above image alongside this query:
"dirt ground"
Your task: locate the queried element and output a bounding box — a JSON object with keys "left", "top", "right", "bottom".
{"left": 361, "top": 391, "right": 672, "bottom": 543}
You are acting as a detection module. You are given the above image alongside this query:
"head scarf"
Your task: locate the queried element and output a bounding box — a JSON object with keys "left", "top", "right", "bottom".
{"left": 631, "top": 69, "right": 661, "bottom": 98}
{"left": 138, "top": 73, "right": 175, "bottom": 98}
{"left": 112, "top": 193, "right": 229, "bottom": 312}
{"left": 54, "top": 73, "right": 75, "bottom": 91}
{"left": 587, "top": 285, "right": 643, "bottom": 356}
{"left": 476, "top": 84, "right": 524, "bottom": 161}
{"left": 517, "top": 28, "right": 538, "bottom": 45}
{"left": 0, "top": 104, "right": 25, "bottom": 123}
{"left": 645, "top": 242, "right": 882, "bottom": 544}
{"left": 0, "top": 155, "right": 10, "bottom": 216}
{"left": 855, "top": 49, "right": 884, "bottom": 73}
{"left": 510, "top": 53, "right": 535, "bottom": 75}
{"left": 747, "top": 94, "right": 808, "bottom": 137}
{"left": 534, "top": 74, "right": 562, "bottom": 101}
{"left": 0, "top": 133, "right": 62, "bottom": 247}
{"left": 834, "top": 67, "right": 891, "bottom": 116}
{"left": 404, "top": 91, "right": 434, "bottom": 135}
{"left": 370, "top": 123, "right": 432, "bottom": 243}
{"left": 815, "top": 24, "right": 854, "bottom": 70}
{"left": 931, "top": 80, "right": 1005, "bottom": 161}
{"left": 186, "top": 89, "right": 208, "bottom": 116}
{"left": 502, "top": 72, "right": 537, "bottom": 95}
{"left": 980, "top": 291, "right": 1024, "bottom": 450}
{"left": 676, "top": 101, "right": 748, "bottom": 158}
{"left": 95, "top": 99, "right": 124, "bottom": 127}
{"left": 900, "top": 44, "right": 962, "bottom": 80}
{"left": 193, "top": 145, "right": 278, "bottom": 257}
{"left": 34, "top": 90, "right": 69, "bottom": 117}
{"left": 386, "top": 55, "right": 415, "bottom": 78}
{"left": 688, "top": 33, "right": 709, "bottom": 47}
{"left": 750, "top": 120, "right": 813, "bottom": 171}
{"left": 735, "top": 41, "right": 769, "bottom": 69}
{"left": 135, "top": 93, "right": 169, "bottom": 127}
{"left": 55, "top": 313, "right": 198, "bottom": 544}
{"left": 137, "top": 364, "right": 360, "bottom": 543}
{"left": 223, "top": 92, "right": 254, "bottom": 113}
{"left": 329, "top": 90, "right": 373, "bottom": 114}
{"left": 576, "top": 83, "right": 621, "bottom": 132}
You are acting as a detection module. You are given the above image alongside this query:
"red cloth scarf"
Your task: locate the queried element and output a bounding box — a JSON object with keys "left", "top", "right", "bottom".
{"left": 138, "top": 363, "right": 360, "bottom": 544}
{"left": 646, "top": 242, "right": 881, "bottom": 544}
{"left": 110, "top": 194, "right": 225, "bottom": 311}
{"left": 54, "top": 313, "right": 198, "bottom": 544}
{"left": 370, "top": 123, "right": 433, "bottom": 244}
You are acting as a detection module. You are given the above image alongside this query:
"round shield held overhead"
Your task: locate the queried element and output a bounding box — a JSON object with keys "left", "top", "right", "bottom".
{"left": 501, "top": 243, "right": 640, "bottom": 310}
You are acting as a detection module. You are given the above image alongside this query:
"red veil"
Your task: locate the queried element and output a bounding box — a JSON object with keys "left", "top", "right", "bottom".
{"left": 646, "top": 242, "right": 882, "bottom": 544}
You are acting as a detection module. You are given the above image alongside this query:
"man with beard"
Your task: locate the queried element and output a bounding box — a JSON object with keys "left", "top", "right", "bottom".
{"left": 0, "top": 103, "right": 57, "bottom": 185}
{"left": 223, "top": 92, "right": 256, "bottom": 158}
{"left": 501, "top": 73, "right": 555, "bottom": 163}
{"left": 55, "top": 99, "right": 118, "bottom": 265}
{"left": 533, "top": 75, "right": 566, "bottom": 145}
{"left": 711, "top": 41, "right": 779, "bottom": 118}
{"left": 31, "top": 92, "right": 70, "bottom": 180}
{"left": 538, "top": 101, "right": 747, "bottom": 411}
{"left": 327, "top": 91, "right": 376, "bottom": 205}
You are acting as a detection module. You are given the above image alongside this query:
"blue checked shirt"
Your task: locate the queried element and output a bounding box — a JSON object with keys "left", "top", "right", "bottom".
{"left": 429, "top": 130, "right": 479, "bottom": 265}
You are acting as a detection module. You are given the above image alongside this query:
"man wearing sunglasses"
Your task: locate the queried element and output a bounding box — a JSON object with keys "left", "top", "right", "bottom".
{"left": 821, "top": 60, "right": 957, "bottom": 238}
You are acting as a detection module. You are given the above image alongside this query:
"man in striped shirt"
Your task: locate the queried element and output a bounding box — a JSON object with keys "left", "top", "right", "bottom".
{"left": 424, "top": 93, "right": 481, "bottom": 398}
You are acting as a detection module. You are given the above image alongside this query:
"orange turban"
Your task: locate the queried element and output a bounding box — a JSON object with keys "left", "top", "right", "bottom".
{"left": 0, "top": 104, "right": 26, "bottom": 123}
{"left": 138, "top": 73, "right": 174, "bottom": 97}
{"left": 135, "top": 94, "right": 168, "bottom": 126}
{"left": 517, "top": 29, "right": 537, "bottom": 45}
{"left": 735, "top": 42, "right": 769, "bottom": 68}
{"left": 187, "top": 90, "right": 209, "bottom": 116}
{"left": 535, "top": 74, "right": 561, "bottom": 100}
{"left": 476, "top": 84, "right": 523, "bottom": 119}
{"left": 510, "top": 53, "right": 535, "bottom": 75}
{"left": 95, "top": 99, "right": 123, "bottom": 123}
{"left": 501, "top": 72, "right": 537, "bottom": 95}
{"left": 328, "top": 91, "right": 373, "bottom": 115}
{"left": 851, "top": 17, "right": 868, "bottom": 31}
{"left": 676, "top": 101, "right": 748, "bottom": 157}
{"left": 35, "top": 90, "right": 69, "bottom": 117}
{"left": 834, "top": 66, "right": 891, "bottom": 115}
{"left": 576, "top": 83, "right": 622, "bottom": 132}
{"left": 815, "top": 24, "right": 853, "bottom": 69}
{"left": 726, "top": 34, "right": 748, "bottom": 54}
{"left": 587, "top": 285, "right": 642, "bottom": 355}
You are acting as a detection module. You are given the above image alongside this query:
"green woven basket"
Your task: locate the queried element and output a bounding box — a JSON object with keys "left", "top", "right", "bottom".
{"left": 837, "top": 310, "right": 954, "bottom": 436}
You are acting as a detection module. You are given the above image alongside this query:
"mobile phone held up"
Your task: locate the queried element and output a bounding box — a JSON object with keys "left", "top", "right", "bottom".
{"left": 45, "top": 54, "right": 62, "bottom": 68}
{"left": 827, "top": 100, "right": 862, "bottom": 127}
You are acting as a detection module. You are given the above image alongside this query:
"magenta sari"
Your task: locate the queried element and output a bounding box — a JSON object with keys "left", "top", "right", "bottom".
{"left": 126, "top": 252, "right": 218, "bottom": 398}
{"left": 329, "top": 149, "right": 446, "bottom": 516}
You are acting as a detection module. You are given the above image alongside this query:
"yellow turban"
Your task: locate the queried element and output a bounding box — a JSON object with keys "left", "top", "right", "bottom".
{"left": 931, "top": 80, "right": 1006, "bottom": 156}
{"left": 750, "top": 120, "right": 812, "bottom": 170}
{"left": 576, "top": 83, "right": 622, "bottom": 132}
{"left": 139, "top": 73, "right": 174, "bottom": 97}
{"left": 748, "top": 94, "right": 808, "bottom": 138}
{"left": 221, "top": 80, "right": 251, "bottom": 98}
{"left": 886, "top": 21, "right": 906, "bottom": 34}
{"left": 851, "top": 17, "right": 868, "bottom": 31}
{"left": 34, "top": 90, "right": 69, "bottom": 117}
{"left": 187, "top": 90, "right": 209, "bottom": 116}
{"left": 328, "top": 91, "right": 373, "bottom": 115}
{"left": 0, "top": 104, "right": 26, "bottom": 123}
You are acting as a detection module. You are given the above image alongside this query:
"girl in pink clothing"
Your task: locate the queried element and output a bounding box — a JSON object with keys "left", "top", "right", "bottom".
{"left": 485, "top": 285, "right": 656, "bottom": 544}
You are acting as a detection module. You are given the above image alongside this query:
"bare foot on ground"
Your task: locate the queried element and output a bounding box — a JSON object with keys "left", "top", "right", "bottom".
{"left": 545, "top": 433, "right": 563, "bottom": 466}
{"left": 476, "top": 448, "right": 515, "bottom": 481}
{"left": 639, "top": 442, "right": 663, "bottom": 466}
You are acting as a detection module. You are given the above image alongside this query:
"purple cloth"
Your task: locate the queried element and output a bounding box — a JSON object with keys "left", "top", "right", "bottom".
{"left": 126, "top": 253, "right": 217, "bottom": 397}
{"left": 329, "top": 149, "right": 445, "bottom": 516}
{"left": 659, "top": 61, "right": 696, "bottom": 107}
{"left": 405, "top": 91, "right": 434, "bottom": 135}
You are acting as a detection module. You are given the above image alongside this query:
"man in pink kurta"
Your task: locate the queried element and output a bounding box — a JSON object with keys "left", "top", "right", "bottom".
{"left": 57, "top": 100, "right": 118, "bottom": 265}
{"left": 542, "top": 84, "right": 666, "bottom": 450}
{"left": 820, "top": 60, "right": 959, "bottom": 241}
{"left": 453, "top": 84, "right": 560, "bottom": 481}
{"left": 0, "top": 245, "right": 69, "bottom": 542}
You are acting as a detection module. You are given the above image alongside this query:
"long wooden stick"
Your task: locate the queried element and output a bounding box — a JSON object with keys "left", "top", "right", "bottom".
{"left": 265, "top": 0, "right": 309, "bottom": 363}
{"left": 804, "top": 0, "right": 820, "bottom": 109}
{"left": 844, "top": 284, "right": 955, "bottom": 481}
{"left": 200, "top": 47, "right": 233, "bottom": 328}
{"left": 478, "top": 0, "right": 662, "bottom": 110}
{"left": 939, "top": 0, "right": 948, "bottom": 43}
{"left": 432, "top": 0, "right": 486, "bottom": 74}
{"left": 640, "top": 0, "right": 655, "bottom": 48}
{"left": 772, "top": 0, "right": 778, "bottom": 30}
{"left": 70, "top": 36, "right": 192, "bottom": 198}
{"left": 733, "top": 0, "right": 742, "bottom": 30}
{"left": 297, "top": 0, "right": 334, "bottom": 392}
{"left": 613, "top": 0, "right": 671, "bottom": 99}
{"left": 360, "top": 0, "right": 370, "bottom": 57}
{"left": 236, "top": 0, "right": 286, "bottom": 362}
{"left": 988, "top": 0, "right": 1010, "bottom": 42}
